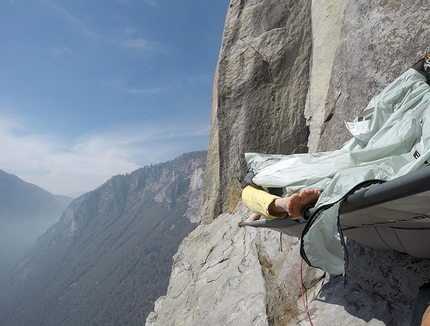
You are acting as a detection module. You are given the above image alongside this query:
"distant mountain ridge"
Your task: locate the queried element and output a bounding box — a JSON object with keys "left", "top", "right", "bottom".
{"left": 0, "top": 169, "right": 71, "bottom": 219}
{"left": 0, "top": 151, "right": 206, "bottom": 326}
{"left": 0, "top": 169, "right": 73, "bottom": 268}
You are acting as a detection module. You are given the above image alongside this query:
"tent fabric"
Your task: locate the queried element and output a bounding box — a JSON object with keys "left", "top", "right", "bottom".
{"left": 245, "top": 68, "right": 430, "bottom": 275}
{"left": 239, "top": 165, "right": 430, "bottom": 269}
{"left": 339, "top": 177, "right": 430, "bottom": 259}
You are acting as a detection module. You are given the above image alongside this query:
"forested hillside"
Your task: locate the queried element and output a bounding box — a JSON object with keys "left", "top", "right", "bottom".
{"left": 0, "top": 151, "right": 206, "bottom": 326}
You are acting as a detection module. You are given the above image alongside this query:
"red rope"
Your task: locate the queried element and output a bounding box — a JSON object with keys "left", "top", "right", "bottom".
{"left": 300, "top": 257, "right": 314, "bottom": 326}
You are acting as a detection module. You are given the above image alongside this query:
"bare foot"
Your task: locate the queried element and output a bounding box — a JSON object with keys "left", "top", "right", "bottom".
{"left": 287, "top": 193, "right": 306, "bottom": 220}
{"left": 245, "top": 213, "right": 262, "bottom": 222}
{"left": 299, "top": 189, "right": 321, "bottom": 207}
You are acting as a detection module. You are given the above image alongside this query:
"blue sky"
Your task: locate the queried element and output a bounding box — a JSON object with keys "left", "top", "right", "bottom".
{"left": 0, "top": 0, "right": 229, "bottom": 196}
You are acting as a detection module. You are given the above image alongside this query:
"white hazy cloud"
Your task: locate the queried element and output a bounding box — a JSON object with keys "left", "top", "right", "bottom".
{"left": 52, "top": 47, "right": 72, "bottom": 58}
{"left": 114, "top": 0, "right": 157, "bottom": 5}
{"left": 0, "top": 115, "right": 209, "bottom": 196}
{"left": 42, "top": 1, "right": 165, "bottom": 57}
{"left": 121, "top": 38, "right": 165, "bottom": 54}
{"left": 102, "top": 79, "right": 163, "bottom": 95}
{"left": 122, "top": 38, "right": 150, "bottom": 49}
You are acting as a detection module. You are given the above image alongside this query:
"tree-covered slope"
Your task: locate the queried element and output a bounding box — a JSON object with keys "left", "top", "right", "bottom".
{"left": 0, "top": 151, "right": 206, "bottom": 326}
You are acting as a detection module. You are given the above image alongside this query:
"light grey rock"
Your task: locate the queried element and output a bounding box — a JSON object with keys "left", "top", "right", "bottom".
{"left": 184, "top": 166, "right": 205, "bottom": 223}
{"left": 147, "top": 203, "right": 324, "bottom": 326}
{"left": 146, "top": 207, "right": 424, "bottom": 326}
{"left": 202, "top": 0, "right": 312, "bottom": 223}
{"left": 318, "top": 0, "right": 430, "bottom": 151}
{"left": 304, "top": 0, "right": 350, "bottom": 152}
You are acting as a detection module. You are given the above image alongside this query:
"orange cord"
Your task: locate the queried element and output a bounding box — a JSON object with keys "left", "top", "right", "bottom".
{"left": 300, "top": 257, "right": 314, "bottom": 326}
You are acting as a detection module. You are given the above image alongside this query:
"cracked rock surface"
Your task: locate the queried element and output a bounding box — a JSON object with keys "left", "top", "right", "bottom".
{"left": 147, "top": 203, "right": 321, "bottom": 326}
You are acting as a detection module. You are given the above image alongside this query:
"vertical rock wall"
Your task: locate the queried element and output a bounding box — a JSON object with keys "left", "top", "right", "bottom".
{"left": 203, "top": 0, "right": 430, "bottom": 223}
{"left": 202, "top": 0, "right": 312, "bottom": 223}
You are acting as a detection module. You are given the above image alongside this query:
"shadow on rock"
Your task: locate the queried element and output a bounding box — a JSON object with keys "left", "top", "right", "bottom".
{"left": 309, "top": 239, "right": 430, "bottom": 326}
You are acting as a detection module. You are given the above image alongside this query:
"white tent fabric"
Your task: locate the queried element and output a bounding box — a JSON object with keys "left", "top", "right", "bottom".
{"left": 245, "top": 69, "right": 430, "bottom": 274}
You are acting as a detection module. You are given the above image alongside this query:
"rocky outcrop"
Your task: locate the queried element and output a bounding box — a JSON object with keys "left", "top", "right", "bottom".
{"left": 147, "top": 203, "right": 325, "bottom": 326}
{"left": 148, "top": 206, "right": 426, "bottom": 326}
{"left": 148, "top": 0, "right": 430, "bottom": 325}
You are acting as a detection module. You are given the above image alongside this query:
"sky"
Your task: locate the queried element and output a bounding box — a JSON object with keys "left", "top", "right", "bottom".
{"left": 0, "top": 0, "right": 230, "bottom": 196}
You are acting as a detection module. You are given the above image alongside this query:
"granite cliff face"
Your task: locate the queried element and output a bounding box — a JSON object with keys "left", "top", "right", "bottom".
{"left": 148, "top": 1, "right": 430, "bottom": 325}
{"left": 202, "top": 0, "right": 312, "bottom": 222}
